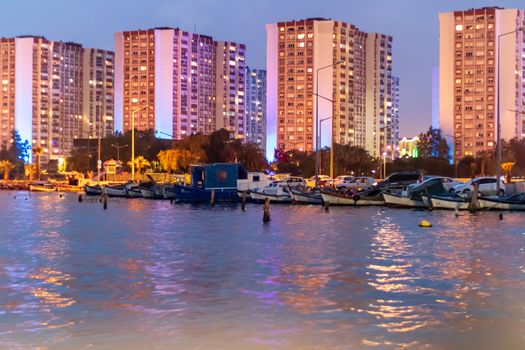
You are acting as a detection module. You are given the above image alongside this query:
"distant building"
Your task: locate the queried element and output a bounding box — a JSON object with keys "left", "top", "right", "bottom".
{"left": 245, "top": 67, "right": 266, "bottom": 152}
{"left": 398, "top": 136, "right": 419, "bottom": 158}
{"left": 391, "top": 76, "right": 400, "bottom": 149}
{"left": 439, "top": 7, "right": 525, "bottom": 162}
{"left": 266, "top": 18, "right": 394, "bottom": 159}
{"left": 0, "top": 36, "right": 114, "bottom": 164}
{"left": 114, "top": 28, "right": 246, "bottom": 140}
{"left": 431, "top": 66, "right": 439, "bottom": 129}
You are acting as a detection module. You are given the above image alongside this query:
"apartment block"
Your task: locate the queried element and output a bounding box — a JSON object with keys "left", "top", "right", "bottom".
{"left": 82, "top": 48, "right": 115, "bottom": 138}
{"left": 0, "top": 36, "right": 114, "bottom": 165}
{"left": 439, "top": 7, "right": 525, "bottom": 162}
{"left": 266, "top": 18, "right": 394, "bottom": 159}
{"left": 245, "top": 67, "right": 266, "bottom": 152}
{"left": 114, "top": 28, "right": 246, "bottom": 140}
{"left": 391, "top": 76, "right": 400, "bottom": 149}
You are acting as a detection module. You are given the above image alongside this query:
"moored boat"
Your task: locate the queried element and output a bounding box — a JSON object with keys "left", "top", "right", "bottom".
{"left": 423, "top": 194, "right": 473, "bottom": 210}
{"left": 56, "top": 184, "right": 83, "bottom": 192}
{"left": 383, "top": 192, "right": 427, "bottom": 208}
{"left": 30, "top": 183, "right": 57, "bottom": 192}
{"left": 477, "top": 193, "right": 525, "bottom": 211}
{"left": 383, "top": 177, "right": 448, "bottom": 208}
{"left": 84, "top": 184, "right": 103, "bottom": 196}
{"left": 320, "top": 189, "right": 384, "bottom": 206}
{"left": 291, "top": 188, "right": 323, "bottom": 204}
{"left": 104, "top": 182, "right": 131, "bottom": 197}
{"left": 247, "top": 181, "right": 293, "bottom": 203}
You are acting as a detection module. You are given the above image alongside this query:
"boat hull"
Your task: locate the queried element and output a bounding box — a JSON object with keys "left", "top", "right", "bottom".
{"left": 248, "top": 190, "right": 293, "bottom": 203}
{"left": 104, "top": 186, "right": 128, "bottom": 197}
{"left": 291, "top": 190, "right": 323, "bottom": 205}
{"left": 140, "top": 187, "right": 162, "bottom": 199}
{"left": 174, "top": 185, "right": 238, "bottom": 203}
{"left": 477, "top": 198, "right": 525, "bottom": 211}
{"left": 427, "top": 195, "right": 473, "bottom": 210}
{"left": 383, "top": 193, "right": 427, "bottom": 208}
{"left": 320, "top": 192, "right": 384, "bottom": 206}
{"left": 30, "top": 184, "right": 57, "bottom": 192}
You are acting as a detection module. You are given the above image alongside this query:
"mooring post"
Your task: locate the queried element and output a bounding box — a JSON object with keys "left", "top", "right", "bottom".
{"left": 210, "top": 189, "right": 215, "bottom": 207}
{"left": 78, "top": 193, "right": 83, "bottom": 202}
{"left": 241, "top": 191, "right": 247, "bottom": 211}
{"left": 103, "top": 193, "right": 108, "bottom": 210}
{"left": 263, "top": 197, "right": 270, "bottom": 223}
{"left": 324, "top": 200, "right": 330, "bottom": 211}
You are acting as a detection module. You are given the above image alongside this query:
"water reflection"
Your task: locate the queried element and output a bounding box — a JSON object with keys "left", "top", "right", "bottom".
{"left": 0, "top": 193, "right": 523, "bottom": 349}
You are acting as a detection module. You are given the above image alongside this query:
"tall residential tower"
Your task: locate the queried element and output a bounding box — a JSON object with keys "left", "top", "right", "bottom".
{"left": 266, "top": 18, "right": 394, "bottom": 159}
{"left": 114, "top": 28, "right": 246, "bottom": 140}
{"left": 245, "top": 67, "right": 266, "bottom": 152}
{"left": 439, "top": 7, "right": 525, "bottom": 162}
{"left": 0, "top": 36, "right": 114, "bottom": 164}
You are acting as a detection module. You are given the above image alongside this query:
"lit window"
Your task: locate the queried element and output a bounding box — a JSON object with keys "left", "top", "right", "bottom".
{"left": 455, "top": 24, "right": 463, "bottom": 31}
{"left": 297, "top": 34, "right": 305, "bottom": 40}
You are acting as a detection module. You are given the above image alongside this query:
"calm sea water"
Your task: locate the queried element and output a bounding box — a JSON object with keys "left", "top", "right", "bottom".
{"left": 0, "top": 192, "right": 524, "bottom": 350}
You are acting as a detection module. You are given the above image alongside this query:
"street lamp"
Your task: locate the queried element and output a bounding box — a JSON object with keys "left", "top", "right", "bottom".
{"left": 319, "top": 116, "right": 332, "bottom": 175}
{"left": 130, "top": 100, "right": 150, "bottom": 181}
{"left": 496, "top": 27, "right": 524, "bottom": 195}
{"left": 315, "top": 60, "right": 344, "bottom": 187}
{"left": 382, "top": 152, "right": 387, "bottom": 179}
{"left": 111, "top": 143, "right": 128, "bottom": 162}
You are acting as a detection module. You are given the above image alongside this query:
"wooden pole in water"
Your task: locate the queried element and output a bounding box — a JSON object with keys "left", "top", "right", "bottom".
{"left": 468, "top": 183, "right": 480, "bottom": 212}
{"left": 263, "top": 197, "right": 270, "bottom": 222}
{"left": 241, "top": 191, "right": 247, "bottom": 211}
{"left": 210, "top": 189, "right": 215, "bottom": 207}
{"left": 78, "top": 193, "right": 83, "bottom": 202}
{"left": 103, "top": 193, "right": 108, "bottom": 210}
{"left": 324, "top": 200, "right": 330, "bottom": 211}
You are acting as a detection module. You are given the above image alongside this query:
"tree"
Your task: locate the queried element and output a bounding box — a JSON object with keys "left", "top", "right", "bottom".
{"left": 204, "top": 129, "right": 231, "bottom": 163}
{"left": 127, "top": 156, "right": 150, "bottom": 175}
{"left": 0, "top": 160, "right": 13, "bottom": 180}
{"left": 333, "top": 144, "right": 378, "bottom": 176}
{"left": 157, "top": 149, "right": 179, "bottom": 173}
{"left": 33, "top": 146, "right": 44, "bottom": 181}
{"left": 417, "top": 127, "right": 449, "bottom": 160}
{"left": 11, "top": 130, "right": 30, "bottom": 163}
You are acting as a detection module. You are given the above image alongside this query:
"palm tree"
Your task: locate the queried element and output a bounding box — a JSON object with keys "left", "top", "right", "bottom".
{"left": 127, "top": 156, "right": 151, "bottom": 176}
{"left": 0, "top": 160, "right": 14, "bottom": 180}
{"left": 33, "top": 146, "right": 44, "bottom": 181}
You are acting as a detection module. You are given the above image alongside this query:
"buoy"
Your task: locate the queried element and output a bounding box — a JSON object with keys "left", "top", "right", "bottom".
{"left": 419, "top": 220, "right": 432, "bottom": 228}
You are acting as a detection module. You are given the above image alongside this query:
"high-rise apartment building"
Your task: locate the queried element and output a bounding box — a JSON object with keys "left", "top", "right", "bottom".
{"left": 439, "top": 7, "right": 525, "bottom": 162}
{"left": 245, "top": 67, "right": 266, "bottom": 152}
{"left": 0, "top": 36, "right": 114, "bottom": 164}
{"left": 82, "top": 48, "right": 115, "bottom": 139}
{"left": 391, "top": 76, "right": 400, "bottom": 149}
{"left": 114, "top": 28, "right": 246, "bottom": 140}
{"left": 266, "top": 18, "right": 394, "bottom": 159}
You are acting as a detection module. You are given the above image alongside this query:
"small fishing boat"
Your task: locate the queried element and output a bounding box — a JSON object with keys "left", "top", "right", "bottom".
{"left": 320, "top": 189, "right": 385, "bottom": 206}
{"left": 140, "top": 182, "right": 163, "bottom": 199}
{"left": 477, "top": 193, "right": 525, "bottom": 211}
{"left": 291, "top": 188, "right": 323, "bottom": 205}
{"left": 422, "top": 194, "right": 473, "bottom": 210}
{"left": 30, "top": 183, "right": 57, "bottom": 192}
{"left": 248, "top": 181, "right": 293, "bottom": 203}
{"left": 163, "top": 185, "right": 176, "bottom": 199}
{"left": 383, "top": 177, "right": 448, "bottom": 209}
{"left": 84, "top": 184, "right": 103, "bottom": 196}
{"left": 104, "top": 182, "right": 129, "bottom": 197}
{"left": 55, "top": 184, "right": 83, "bottom": 192}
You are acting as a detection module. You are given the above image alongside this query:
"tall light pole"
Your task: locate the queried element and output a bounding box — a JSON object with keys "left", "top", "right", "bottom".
{"left": 496, "top": 27, "right": 524, "bottom": 195}
{"left": 319, "top": 116, "right": 332, "bottom": 175}
{"left": 111, "top": 143, "right": 128, "bottom": 162}
{"left": 130, "top": 102, "right": 150, "bottom": 181}
{"left": 315, "top": 60, "right": 344, "bottom": 187}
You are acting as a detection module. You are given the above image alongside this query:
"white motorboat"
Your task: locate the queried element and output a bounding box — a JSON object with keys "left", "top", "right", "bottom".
{"left": 104, "top": 182, "right": 134, "bottom": 197}
{"left": 247, "top": 182, "right": 293, "bottom": 203}
{"left": 423, "top": 194, "right": 473, "bottom": 210}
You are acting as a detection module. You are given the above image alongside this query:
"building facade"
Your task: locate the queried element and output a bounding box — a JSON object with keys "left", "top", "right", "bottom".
{"left": 266, "top": 18, "right": 394, "bottom": 160}
{"left": 245, "top": 67, "right": 266, "bottom": 152}
{"left": 391, "top": 76, "right": 400, "bottom": 149}
{"left": 439, "top": 7, "right": 525, "bottom": 162}
{"left": 0, "top": 36, "right": 114, "bottom": 164}
{"left": 114, "top": 28, "right": 246, "bottom": 140}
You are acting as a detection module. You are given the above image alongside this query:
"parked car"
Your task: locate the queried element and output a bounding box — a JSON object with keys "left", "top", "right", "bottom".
{"left": 333, "top": 175, "right": 354, "bottom": 187}
{"left": 408, "top": 176, "right": 463, "bottom": 192}
{"left": 284, "top": 176, "right": 307, "bottom": 188}
{"left": 306, "top": 175, "right": 332, "bottom": 188}
{"left": 372, "top": 172, "right": 422, "bottom": 190}
{"left": 337, "top": 176, "right": 376, "bottom": 191}
{"left": 451, "top": 177, "right": 506, "bottom": 197}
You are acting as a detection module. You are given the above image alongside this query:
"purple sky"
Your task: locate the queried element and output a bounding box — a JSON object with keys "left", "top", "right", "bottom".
{"left": 2, "top": 0, "right": 523, "bottom": 136}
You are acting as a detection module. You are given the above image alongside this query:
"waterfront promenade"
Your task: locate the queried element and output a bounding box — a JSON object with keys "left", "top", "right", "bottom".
{"left": 0, "top": 191, "right": 524, "bottom": 349}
